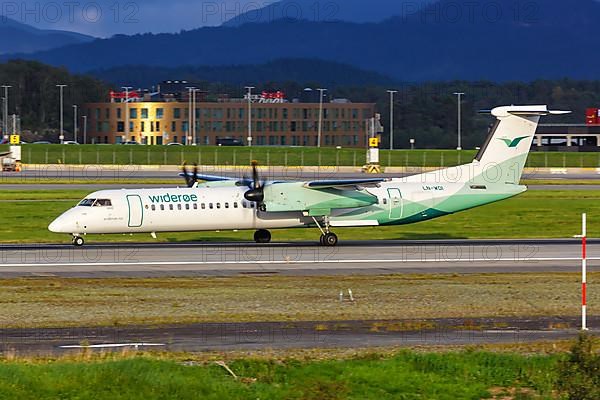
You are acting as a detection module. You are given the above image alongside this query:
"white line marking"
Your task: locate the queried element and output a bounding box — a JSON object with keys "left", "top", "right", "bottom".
{"left": 1, "top": 257, "right": 598, "bottom": 268}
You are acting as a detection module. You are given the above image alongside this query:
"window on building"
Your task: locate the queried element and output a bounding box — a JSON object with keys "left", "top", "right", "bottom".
{"left": 117, "top": 121, "right": 124, "bottom": 132}
{"left": 141, "top": 121, "right": 145, "bottom": 132}
{"left": 141, "top": 108, "right": 149, "bottom": 119}
{"left": 117, "top": 108, "right": 122, "bottom": 119}
{"left": 130, "top": 108, "right": 137, "bottom": 119}
{"left": 174, "top": 108, "right": 181, "bottom": 119}
{"left": 171, "top": 121, "right": 176, "bottom": 132}
{"left": 105, "top": 108, "right": 110, "bottom": 119}
{"left": 156, "top": 108, "right": 164, "bottom": 119}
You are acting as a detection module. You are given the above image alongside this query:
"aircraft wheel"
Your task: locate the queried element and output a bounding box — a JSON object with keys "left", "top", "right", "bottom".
{"left": 322, "top": 233, "right": 338, "bottom": 247}
{"left": 319, "top": 234, "right": 326, "bottom": 245}
{"left": 254, "top": 229, "right": 271, "bottom": 244}
{"left": 72, "top": 236, "right": 85, "bottom": 247}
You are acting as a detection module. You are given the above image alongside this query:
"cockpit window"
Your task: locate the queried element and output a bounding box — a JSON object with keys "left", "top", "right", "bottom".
{"left": 78, "top": 198, "right": 96, "bottom": 207}
{"left": 94, "top": 199, "right": 112, "bottom": 207}
{"left": 78, "top": 198, "right": 112, "bottom": 207}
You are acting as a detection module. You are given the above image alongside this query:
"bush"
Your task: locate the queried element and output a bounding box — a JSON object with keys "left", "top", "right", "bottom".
{"left": 556, "top": 333, "right": 600, "bottom": 400}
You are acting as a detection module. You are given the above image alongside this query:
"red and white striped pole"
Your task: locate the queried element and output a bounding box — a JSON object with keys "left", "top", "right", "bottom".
{"left": 581, "top": 213, "right": 588, "bottom": 331}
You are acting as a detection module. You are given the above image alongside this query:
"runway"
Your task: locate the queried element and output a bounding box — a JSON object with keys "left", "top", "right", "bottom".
{"left": 1, "top": 316, "right": 596, "bottom": 355}
{"left": 1, "top": 239, "right": 597, "bottom": 278}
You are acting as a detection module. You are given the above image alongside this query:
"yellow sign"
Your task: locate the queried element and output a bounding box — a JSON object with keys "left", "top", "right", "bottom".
{"left": 9, "top": 135, "right": 20, "bottom": 145}
{"left": 366, "top": 164, "right": 381, "bottom": 174}
{"left": 369, "top": 137, "right": 379, "bottom": 148}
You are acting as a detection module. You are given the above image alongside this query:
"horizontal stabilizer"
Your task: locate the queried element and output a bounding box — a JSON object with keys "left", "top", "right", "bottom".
{"left": 304, "top": 178, "right": 386, "bottom": 189}
{"left": 486, "top": 105, "right": 571, "bottom": 118}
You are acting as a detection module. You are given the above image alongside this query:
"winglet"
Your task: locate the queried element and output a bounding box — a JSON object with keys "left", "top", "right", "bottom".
{"left": 490, "top": 105, "right": 571, "bottom": 118}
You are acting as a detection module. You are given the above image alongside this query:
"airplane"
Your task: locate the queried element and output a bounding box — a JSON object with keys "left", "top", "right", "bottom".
{"left": 49, "top": 105, "right": 568, "bottom": 247}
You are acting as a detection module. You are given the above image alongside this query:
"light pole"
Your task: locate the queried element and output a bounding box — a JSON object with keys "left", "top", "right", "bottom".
{"left": 185, "top": 86, "right": 195, "bottom": 145}
{"left": 245, "top": 86, "right": 255, "bottom": 147}
{"left": 122, "top": 86, "right": 132, "bottom": 143}
{"left": 56, "top": 84, "right": 67, "bottom": 144}
{"left": 387, "top": 90, "right": 397, "bottom": 150}
{"left": 1, "top": 85, "right": 11, "bottom": 137}
{"left": 72, "top": 105, "right": 78, "bottom": 143}
{"left": 82, "top": 115, "right": 88, "bottom": 144}
{"left": 317, "top": 88, "right": 327, "bottom": 148}
{"left": 192, "top": 88, "right": 200, "bottom": 145}
{"left": 453, "top": 92, "right": 465, "bottom": 150}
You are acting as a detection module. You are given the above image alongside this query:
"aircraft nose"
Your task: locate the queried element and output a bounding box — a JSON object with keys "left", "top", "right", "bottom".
{"left": 48, "top": 216, "right": 67, "bottom": 233}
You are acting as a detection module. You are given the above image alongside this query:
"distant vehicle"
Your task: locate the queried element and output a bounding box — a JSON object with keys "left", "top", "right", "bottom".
{"left": 122, "top": 141, "right": 140, "bottom": 145}
{"left": 167, "top": 142, "right": 183, "bottom": 146}
{"left": 33, "top": 141, "right": 52, "bottom": 144}
{"left": 63, "top": 141, "right": 79, "bottom": 145}
{"left": 216, "top": 138, "right": 244, "bottom": 146}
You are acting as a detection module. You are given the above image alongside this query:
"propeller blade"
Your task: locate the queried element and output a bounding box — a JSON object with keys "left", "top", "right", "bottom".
{"left": 181, "top": 162, "right": 191, "bottom": 187}
{"left": 251, "top": 160, "right": 260, "bottom": 190}
{"left": 192, "top": 163, "right": 198, "bottom": 187}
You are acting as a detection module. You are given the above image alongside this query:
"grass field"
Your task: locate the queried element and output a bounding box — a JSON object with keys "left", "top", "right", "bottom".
{"left": 0, "top": 352, "right": 561, "bottom": 399}
{"left": 5, "top": 143, "right": 600, "bottom": 167}
{"left": 1, "top": 273, "right": 596, "bottom": 328}
{"left": 0, "top": 189, "right": 598, "bottom": 244}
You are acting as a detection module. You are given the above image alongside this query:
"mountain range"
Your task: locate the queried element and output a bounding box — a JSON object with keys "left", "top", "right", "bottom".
{"left": 2, "top": 0, "right": 600, "bottom": 82}
{"left": 223, "top": 0, "right": 434, "bottom": 26}
{"left": 0, "top": 17, "right": 94, "bottom": 54}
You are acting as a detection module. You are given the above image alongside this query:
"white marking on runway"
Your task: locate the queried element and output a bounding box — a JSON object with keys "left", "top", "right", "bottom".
{"left": 1, "top": 256, "right": 596, "bottom": 268}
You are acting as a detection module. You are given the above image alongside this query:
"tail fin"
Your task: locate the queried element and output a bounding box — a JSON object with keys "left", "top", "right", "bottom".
{"left": 473, "top": 105, "right": 570, "bottom": 184}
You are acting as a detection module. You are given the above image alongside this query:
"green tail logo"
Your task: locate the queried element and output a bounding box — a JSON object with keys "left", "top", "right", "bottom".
{"left": 499, "top": 136, "right": 530, "bottom": 148}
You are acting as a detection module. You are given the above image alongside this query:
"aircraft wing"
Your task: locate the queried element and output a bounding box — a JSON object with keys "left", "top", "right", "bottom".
{"left": 303, "top": 178, "right": 386, "bottom": 189}
{"left": 179, "top": 172, "right": 235, "bottom": 182}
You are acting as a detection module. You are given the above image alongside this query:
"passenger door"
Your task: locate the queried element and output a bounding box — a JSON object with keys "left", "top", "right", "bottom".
{"left": 126, "top": 195, "right": 144, "bottom": 228}
{"left": 387, "top": 188, "right": 403, "bottom": 219}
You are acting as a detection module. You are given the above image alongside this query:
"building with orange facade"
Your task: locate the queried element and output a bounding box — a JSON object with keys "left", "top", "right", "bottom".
{"left": 82, "top": 82, "right": 376, "bottom": 147}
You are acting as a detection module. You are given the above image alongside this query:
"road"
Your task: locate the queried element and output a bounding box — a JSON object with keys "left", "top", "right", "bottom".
{"left": 0, "top": 239, "right": 596, "bottom": 278}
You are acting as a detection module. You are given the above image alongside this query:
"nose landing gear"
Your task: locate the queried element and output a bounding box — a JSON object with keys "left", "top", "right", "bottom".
{"left": 72, "top": 235, "right": 84, "bottom": 247}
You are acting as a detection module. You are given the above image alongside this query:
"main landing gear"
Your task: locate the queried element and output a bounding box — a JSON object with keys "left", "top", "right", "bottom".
{"left": 313, "top": 216, "right": 338, "bottom": 247}
{"left": 254, "top": 229, "right": 272, "bottom": 244}
{"left": 72, "top": 235, "right": 84, "bottom": 247}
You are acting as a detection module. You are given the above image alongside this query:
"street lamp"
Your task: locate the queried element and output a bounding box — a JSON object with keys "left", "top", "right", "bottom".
{"left": 122, "top": 86, "right": 132, "bottom": 144}
{"left": 192, "top": 88, "right": 200, "bottom": 145}
{"left": 317, "top": 88, "right": 327, "bottom": 148}
{"left": 1, "top": 85, "right": 11, "bottom": 137}
{"left": 56, "top": 84, "right": 67, "bottom": 144}
{"left": 453, "top": 92, "right": 465, "bottom": 150}
{"left": 185, "top": 86, "right": 196, "bottom": 145}
{"left": 245, "top": 86, "right": 255, "bottom": 147}
{"left": 72, "top": 105, "right": 78, "bottom": 143}
{"left": 82, "top": 115, "right": 88, "bottom": 144}
{"left": 387, "top": 90, "right": 397, "bottom": 150}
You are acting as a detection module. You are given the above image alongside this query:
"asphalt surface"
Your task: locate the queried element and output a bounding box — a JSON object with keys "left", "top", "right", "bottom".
{"left": 0, "top": 239, "right": 597, "bottom": 278}
{"left": 2, "top": 316, "right": 596, "bottom": 356}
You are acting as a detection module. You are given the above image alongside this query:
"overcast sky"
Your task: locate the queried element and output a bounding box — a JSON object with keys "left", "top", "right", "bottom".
{"left": 1, "top": 0, "right": 277, "bottom": 37}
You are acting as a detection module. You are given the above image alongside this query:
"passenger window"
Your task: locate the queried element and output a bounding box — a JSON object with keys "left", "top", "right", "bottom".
{"left": 193, "top": 204, "right": 197, "bottom": 210}
{"left": 225, "top": 203, "right": 229, "bottom": 209}
{"left": 209, "top": 203, "right": 213, "bottom": 209}
{"left": 233, "top": 202, "right": 238, "bottom": 208}
{"left": 151, "top": 205, "right": 156, "bottom": 211}
{"left": 169, "top": 204, "right": 174, "bottom": 210}
{"left": 216, "top": 203, "right": 221, "bottom": 209}
{"left": 177, "top": 204, "right": 182, "bottom": 210}
{"left": 383, "top": 198, "right": 388, "bottom": 205}
{"left": 160, "top": 204, "right": 164, "bottom": 211}
{"left": 201, "top": 203, "right": 206, "bottom": 209}
{"left": 242, "top": 202, "right": 247, "bottom": 208}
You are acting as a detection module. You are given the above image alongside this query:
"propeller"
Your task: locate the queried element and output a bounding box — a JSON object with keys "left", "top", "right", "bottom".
{"left": 181, "top": 162, "right": 199, "bottom": 188}
{"left": 244, "top": 160, "right": 265, "bottom": 204}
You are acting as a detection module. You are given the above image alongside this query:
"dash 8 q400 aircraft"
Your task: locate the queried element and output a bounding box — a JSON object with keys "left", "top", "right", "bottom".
{"left": 49, "top": 105, "right": 568, "bottom": 247}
